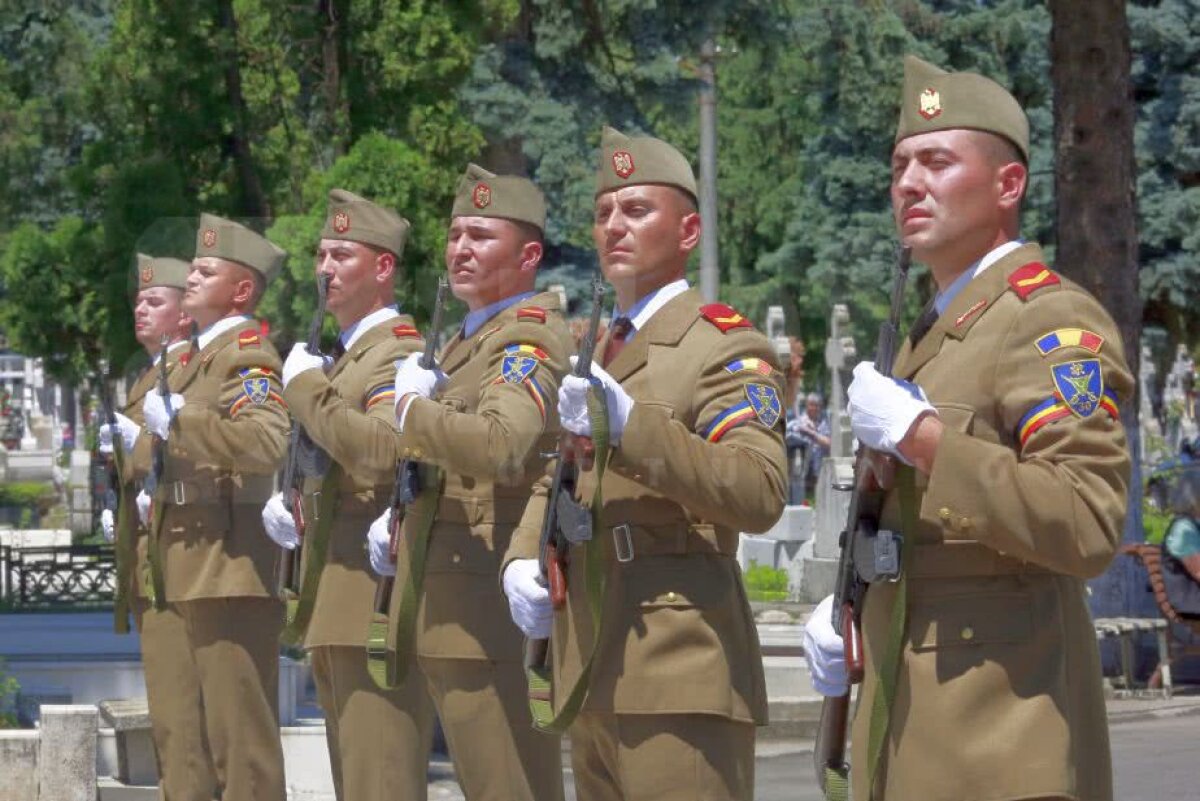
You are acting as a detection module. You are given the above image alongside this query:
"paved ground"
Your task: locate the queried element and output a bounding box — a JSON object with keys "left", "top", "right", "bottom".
{"left": 427, "top": 691, "right": 1200, "bottom": 800}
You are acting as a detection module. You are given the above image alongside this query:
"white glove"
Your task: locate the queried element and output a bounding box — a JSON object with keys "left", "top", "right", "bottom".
{"left": 100, "top": 509, "right": 115, "bottom": 543}
{"left": 282, "top": 343, "right": 331, "bottom": 388}
{"left": 803, "top": 594, "right": 849, "bottom": 697}
{"left": 142, "top": 392, "right": 185, "bottom": 439}
{"left": 99, "top": 412, "right": 141, "bottom": 455}
{"left": 394, "top": 353, "right": 447, "bottom": 403}
{"left": 502, "top": 559, "right": 553, "bottom": 639}
{"left": 846, "top": 361, "right": 936, "bottom": 461}
{"left": 135, "top": 490, "right": 151, "bottom": 526}
{"left": 367, "top": 509, "right": 396, "bottom": 577}
{"left": 558, "top": 357, "right": 635, "bottom": 444}
{"left": 261, "top": 492, "right": 300, "bottom": 550}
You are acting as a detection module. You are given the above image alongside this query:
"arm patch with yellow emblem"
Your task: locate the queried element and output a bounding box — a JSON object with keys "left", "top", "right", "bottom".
{"left": 700, "top": 383, "right": 782, "bottom": 442}
{"left": 494, "top": 343, "right": 549, "bottom": 420}
{"left": 230, "top": 367, "right": 285, "bottom": 416}
{"left": 1016, "top": 358, "right": 1119, "bottom": 446}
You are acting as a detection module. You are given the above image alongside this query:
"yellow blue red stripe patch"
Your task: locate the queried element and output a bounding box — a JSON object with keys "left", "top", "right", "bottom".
{"left": 365, "top": 383, "right": 396, "bottom": 410}
{"left": 1017, "top": 388, "right": 1119, "bottom": 447}
{"left": 724, "top": 358, "right": 773, "bottom": 376}
{"left": 504, "top": 343, "right": 549, "bottom": 361}
{"left": 702, "top": 401, "right": 757, "bottom": 442}
{"left": 230, "top": 390, "right": 285, "bottom": 417}
{"left": 1035, "top": 328, "right": 1104, "bottom": 356}
{"left": 525, "top": 375, "right": 547, "bottom": 420}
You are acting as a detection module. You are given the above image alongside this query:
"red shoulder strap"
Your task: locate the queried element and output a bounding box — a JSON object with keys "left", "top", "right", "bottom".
{"left": 393, "top": 324, "right": 420, "bottom": 339}
{"left": 1007, "top": 261, "right": 1060, "bottom": 301}
{"left": 699, "top": 303, "right": 752, "bottom": 333}
{"left": 516, "top": 307, "right": 546, "bottom": 323}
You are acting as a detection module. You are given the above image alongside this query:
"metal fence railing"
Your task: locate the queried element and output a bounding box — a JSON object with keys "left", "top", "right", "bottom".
{"left": 0, "top": 545, "right": 116, "bottom": 610}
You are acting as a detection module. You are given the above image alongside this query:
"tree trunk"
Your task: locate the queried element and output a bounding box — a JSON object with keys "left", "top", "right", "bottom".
{"left": 318, "top": 0, "right": 351, "bottom": 156}
{"left": 1049, "top": 0, "right": 1152, "bottom": 645}
{"left": 215, "top": 0, "right": 272, "bottom": 221}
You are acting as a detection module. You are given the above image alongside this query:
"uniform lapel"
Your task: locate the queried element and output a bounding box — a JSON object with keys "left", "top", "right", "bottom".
{"left": 329, "top": 320, "right": 392, "bottom": 382}
{"left": 605, "top": 288, "right": 698, "bottom": 383}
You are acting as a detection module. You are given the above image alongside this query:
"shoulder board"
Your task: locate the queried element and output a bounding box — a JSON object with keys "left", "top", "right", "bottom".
{"left": 699, "top": 303, "right": 752, "bottom": 333}
{"left": 516, "top": 306, "right": 546, "bottom": 323}
{"left": 238, "top": 330, "right": 261, "bottom": 349}
{"left": 393, "top": 324, "right": 421, "bottom": 339}
{"left": 1007, "top": 261, "right": 1061, "bottom": 301}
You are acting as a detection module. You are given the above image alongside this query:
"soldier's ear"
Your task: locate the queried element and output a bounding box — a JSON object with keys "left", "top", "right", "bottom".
{"left": 376, "top": 251, "right": 396, "bottom": 282}
{"left": 519, "top": 240, "right": 543, "bottom": 274}
{"left": 678, "top": 209, "right": 701, "bottom": 256}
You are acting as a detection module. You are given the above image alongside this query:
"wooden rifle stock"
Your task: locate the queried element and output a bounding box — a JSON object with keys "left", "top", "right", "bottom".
{"left": 814, "top": 245, "right": 911, "bottom": 793}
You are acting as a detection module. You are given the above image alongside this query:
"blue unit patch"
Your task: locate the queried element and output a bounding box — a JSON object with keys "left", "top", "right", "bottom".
{"left": 745, "top": 383, "right": 781, "bottom": 428}
{"left": 501, "top": 355, "right": 539, "bottom": 384}
{"left": 1051, "top": 359, "right": 1104, "bottom": 418}
{"left": 243, "top": 377, "right": 271, "bottom": 405}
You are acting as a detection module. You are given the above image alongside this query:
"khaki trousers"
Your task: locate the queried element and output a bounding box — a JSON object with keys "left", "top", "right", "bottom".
{"left": 311, "top": 645, "right": 436, "bottom": 801}
{"left": 175, "top": 598, "right": 286, "bottom": 801}
{"left": 419, "top": 656, "right": 565, "bottom": 801}
{"left": 569, "top": 711, "right": 755, "bottom": 801}
{"left": 135, "top": 600, "right": 217, "bottom": 801}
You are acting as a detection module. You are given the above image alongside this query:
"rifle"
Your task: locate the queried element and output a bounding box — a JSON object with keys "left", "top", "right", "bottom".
{"left": 97, "top": 378, "right": 124, "bottom": 524}
{"left": 277, "top": 273, "right": 333, "bottom": 597}
{"left": 142, "top": 334, "right": 174, "bottom": 503}
{"left": 524, "top": 273, "right": 605, "bottom": 673}
{"left": 374, "top": 275, "right": 451, "bottom": 614}
{"left": 814, "top": 245, "right": 912, "bottom": 795}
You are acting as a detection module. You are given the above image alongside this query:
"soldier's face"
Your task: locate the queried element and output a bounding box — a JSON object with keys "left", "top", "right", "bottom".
{"left": 593, "top": 185, "right": 700, "bottom": 308}
{"left": 315, "top": 239, "right": 393, "bottom": 325}
{"left": 184, "top": 257, "right": 253, "bottom": 327}
{"left": 133, "top": 287, "right": 189, "bottom": 351}
{"left": 444, "top": 216, "right": 541, "bottom": 311}
{"left": 890, "top": 129, "right": 1023, "bottom": 278}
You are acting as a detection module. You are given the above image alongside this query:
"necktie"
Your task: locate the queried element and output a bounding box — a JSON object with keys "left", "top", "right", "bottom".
{"left": 330, "top": 339, "right": 347, "bottom": 363}
{"left": 908, "top": 302, "right": 939, "bottom": 348}
{"left": 601, "top": 317, "right": 634, "bottom": 367}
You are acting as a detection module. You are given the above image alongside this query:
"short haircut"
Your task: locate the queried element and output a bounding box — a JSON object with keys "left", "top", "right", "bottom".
{"left": 805, "top": 392, "right": 823, "bottom": 406}
{"left": 511, "top": 218, "right": 545, "bottom": 247}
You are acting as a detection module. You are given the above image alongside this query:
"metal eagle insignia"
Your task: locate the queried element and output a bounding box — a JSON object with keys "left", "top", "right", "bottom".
{"left": 242, "top": 377, "right": 271, "bottom": 405}
{"left": 1052, "top": 359, "right": 1103, "bottom": 418}
{"left": 501, "top": 355, "right": 538, "bottom": 384}
{"left": 745, "top": 383, "right": 781, "bottom": 428}
{"left": 473, "top": 183, "right": 492, "bottom": 209}
{"left": 612, "top": 150, "right": 635, "bottom": 179}
{"left": 919, "top": 88, "right": 942, "bottom": 120}
{"left": 332, "top": 211, "right": 350, "bottom": 233}
{"left": 202, "top": 228, "right": 217, "bottom": 248}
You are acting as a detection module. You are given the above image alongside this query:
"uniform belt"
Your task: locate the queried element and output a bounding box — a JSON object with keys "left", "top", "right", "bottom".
{"left": 605, "top": 522, "right": 736, "bottom": 562}
{"left": 907, "top": 540, "right": 1053, "bottom": 579}
{"left": 163, "top": 477, "right": 271, "bottom": 506}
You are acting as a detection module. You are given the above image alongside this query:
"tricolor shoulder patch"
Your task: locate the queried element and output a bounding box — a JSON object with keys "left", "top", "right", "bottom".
{"left": 365, "top": 383, "right": 396, "bottom": 411}
{"left": 724, "top": 358, "right": 773, "bottom": 376}
{"left": 230, "top": 367, "right": 284, "bottom": 417}
{"left": 1035, "top": 328, "right": 1104, "bottom": 356}
{"left": 700, "top": 304, "right": 752, "bottom": 333}
{"left": 516, "top": 307, "right": 546, "bottom": 324}
{"left": 393, "top": 324, "right": 420, "bottom": 339}
{"left": 238, "top": 330, "right": 261, "bottom": 349}
{"left": 1007, "top": 262, "right": 1060, "bottom": 301}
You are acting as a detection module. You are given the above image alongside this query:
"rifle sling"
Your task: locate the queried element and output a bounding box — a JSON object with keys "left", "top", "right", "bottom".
{"left": 280, "top": 465, "right": 343, "bottom": 646}
{"left": 527, "top": 382, "right": 610, "bottom": 733}
{"left": 110, "top": 447, "right": 135, "bottom": 634}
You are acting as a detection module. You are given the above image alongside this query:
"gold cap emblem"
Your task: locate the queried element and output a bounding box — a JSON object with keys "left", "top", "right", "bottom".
{"left": 472, "top": 183, "right": 492, "bottom": 209}
{"left": 332, "top": 211, "right": 350, "bottom": 233}
{"left": 612, "top": 150, "right": 635, "bottom": 179}
{"left": 140, "top": 267, "right": 153, "bottom": 284}
{"left": 918, "top": 88, "right": 942, "bottom": 120}
{"left": 201, "top": 228, "right": 217, "bottom": 248}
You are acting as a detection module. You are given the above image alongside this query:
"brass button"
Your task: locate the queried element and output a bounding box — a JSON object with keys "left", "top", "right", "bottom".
{"left": 958, "top": 517, "right": 972, "bottom": 530}
{"left": 938, "top": 507, "right": 952, "bottom": 521}
{"left": 665, "top": 591, "right": 678, "bottom": 603}
{"left": 451, "top": 553, "right": 461, "bottom": 564}
{"left": 413, "top": 448, "right": 423, "bottom": 459}
{"left": 960, "top": 626, "right": 975, "bottom": 641}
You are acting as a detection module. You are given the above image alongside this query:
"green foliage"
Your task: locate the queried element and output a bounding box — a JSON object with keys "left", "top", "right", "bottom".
{"left": 743, "top": 561, "right": 789, "bottom": 601}
{"left": 0, "top": 658, "right": 20, "bottom": 729}
{"left": 0, "top": 481, "right": 57, "bottom": 512}
{"left": 1143, "top": 501, "right": 1173, "bottom": 545}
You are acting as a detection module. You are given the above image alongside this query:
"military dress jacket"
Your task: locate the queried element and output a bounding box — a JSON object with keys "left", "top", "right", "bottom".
{"left": 282, "top": 315, "right": 425, "bottom": 648}
{"left": 852, "top": 243, "right": 1133, "bottom": 801}
{"left": 506, "top": 288, "right": 789, "bottom": 725}
{"left": 392, "top": 290, "right": 573, "bottom": 663}
{"left": 152, "top": 320, "right": 289, "bottom": 602}
{"left": 121, "top": 346, "right": 186, "bottom": 599}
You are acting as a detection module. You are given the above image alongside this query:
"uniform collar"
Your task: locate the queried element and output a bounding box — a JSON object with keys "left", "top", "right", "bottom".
{"left": 933, "top": 240, "right": 1023, "bottom": 316}
{"left": 462, "top": 290, "right": 536, "bottom": 339}
{"left": 197, "top": 315, "right": 251, "bottom": 351}
{"left": 340, "top": 305, "right": 400, "bottom": 351}
{"left": 152, "top": 339, "right": 189, "bottom": 367}
{"left": 613, "top": 278, "right": 689, "bottom": 342}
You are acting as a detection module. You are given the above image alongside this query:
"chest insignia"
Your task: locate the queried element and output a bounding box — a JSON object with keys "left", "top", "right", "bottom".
{"left": 1051, "top": 359, "right": 1104, "bottom": 418}
{"left": 954, "top": 299, "right": 988, "bottom": 328}
{"left": 1035, "top": 328, "right": 1104, "bottom": 357}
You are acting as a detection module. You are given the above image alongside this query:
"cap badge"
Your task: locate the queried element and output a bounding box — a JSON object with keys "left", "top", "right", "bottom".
{"left": 201, "top": 228, "right": 217, "bottom": 248}
{"left": 332, "top": 211, "right": 350, "bottom": 234}
{"left": 612, "top": 150, "right": 635, "bottom": 179}
{"left": 140, "top": 266, "right": 154, "bottom": 285}
{"left": 472, "top": 182, "right": 492, "bottom": 209}
{"left": 918, "top": 88, "right": 943, "bottom": 120}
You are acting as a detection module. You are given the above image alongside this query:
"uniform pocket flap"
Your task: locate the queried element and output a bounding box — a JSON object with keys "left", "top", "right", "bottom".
{"left": 626, "top": 561, "right": 727, "bottom": 609}
{"left": 934, "top": 402, "right": 975, "bottom": 434}
{"left": 909, "top": 592, "right": 1032, "bottom": 651}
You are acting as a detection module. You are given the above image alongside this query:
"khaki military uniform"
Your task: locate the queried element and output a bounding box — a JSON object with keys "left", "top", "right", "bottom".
{"left": 121, "top": 345, "right": 220, "bottom": 800}
{"left": 506, "top": 288, "right": 789, "bottom": 801}
{"left": 138, "top": 318, "right": 289, "bottom": 801}
{"left": 389, "top": 290, "right": 571, "bottom": 801}
{"left": 282, "top": 314, "right": 436, "bottom": 801}
{"left": 852, "top": 244, "right": 1133, "bottom": 801}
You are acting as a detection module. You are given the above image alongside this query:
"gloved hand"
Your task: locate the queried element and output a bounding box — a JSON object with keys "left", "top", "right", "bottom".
{"left": 803, "top": 594, "right": 849, "bottom": 697}
{"left": 367, "top": 509, "right": 396, "bottom": 577}
{"left": 98, "top": 412, "right": 141, "bottom": 455}
{"left": 100, "top": 509, "right": 115, "bottom": 543}
{"left": 394, "top": 353, "right": 447, "bottom": 403}
{"left": 558, "top": 357, "right": 635, "bottom": 444}
{"left": 261, "top": 492, "right": 300, "bottom": 550}
{"left": 142, "top": 392, "right": 185, "bottom": 439}
{"left": 847, "top": 361, "right": 936, "bottom": 462}
{"left": 135, "top": 490, "right": 151, "bottom": 527}
{"left": 282, "top": 343, "right": 332, "bottom": 388}
{"left": 502, "top": 559, "right": 553, "bottom": 639}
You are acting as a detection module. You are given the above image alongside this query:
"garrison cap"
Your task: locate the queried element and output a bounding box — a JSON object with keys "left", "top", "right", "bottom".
{"left": 595, "top": 125, "right": 698, "bottom": 201}
{"left": 136, "top": 253, "right": 190, "bottom": 291}
{"left": 451, "top": 164, "right": 546, "bottom": 232}
{"left": 321, "top": 189, "right": 410, "bottom": 257}
{"left": 194, "top": 212, "right": 286, "bottom": 281}
{"left": 895, "top": 55, "right": 1030, "bottom": 162}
